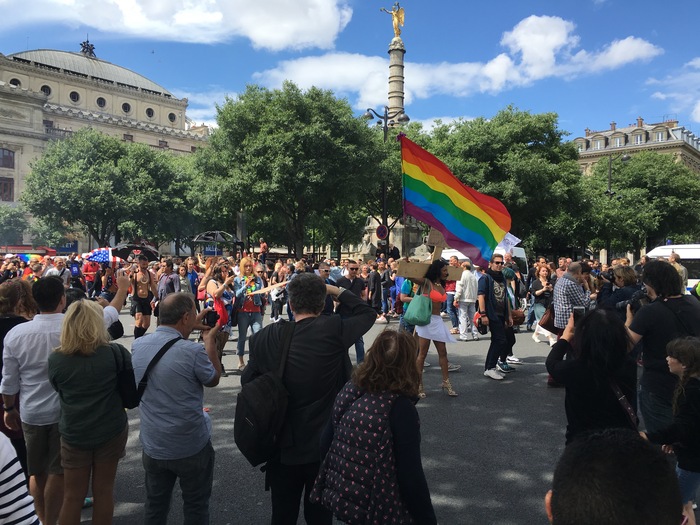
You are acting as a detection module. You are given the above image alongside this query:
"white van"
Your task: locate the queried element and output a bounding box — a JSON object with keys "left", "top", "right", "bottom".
{"left": 441, "top": 246, "right": 530, "bottom": 281}
{"left": 645, "top": 244, "right": 700, "bottom": 292}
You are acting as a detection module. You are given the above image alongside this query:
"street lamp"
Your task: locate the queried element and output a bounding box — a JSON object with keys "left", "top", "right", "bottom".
{"left": 605, "top": 153, "right": 630, "bottom": 198}
{"left": 362, "top": 106, "right": 410, "bottom": 238}
{"left": 603, "top": 152, "right": 630, "bottom": 264}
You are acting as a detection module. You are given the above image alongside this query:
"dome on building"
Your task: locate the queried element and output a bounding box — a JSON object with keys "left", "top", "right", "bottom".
{"left": 8, "top": 49, "right": 171, "bottom": 96}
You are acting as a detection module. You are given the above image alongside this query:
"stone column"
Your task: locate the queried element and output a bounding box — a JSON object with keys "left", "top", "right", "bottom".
{"left": 388, "top": 37, "right": 406, "bottom": 117}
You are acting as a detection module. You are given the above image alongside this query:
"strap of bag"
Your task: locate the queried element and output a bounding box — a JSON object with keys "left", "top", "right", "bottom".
{"left": 110, "top": 342, "right": 126, "bottom": 371}
{"left": 609, "top": 379, "right": 639, "bottom": 429}
{"left": 137, "top": 337, "right": 182, "bottom": 398}
{"left": 276, "top": 321, "right": 296, "bottom": 379}
{"left": 659, "top": 298, "right": 697, "bottom": 337}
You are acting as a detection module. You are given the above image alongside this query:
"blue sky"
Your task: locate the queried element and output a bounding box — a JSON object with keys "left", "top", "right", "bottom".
{"left": 2, "top": 0, "right": 700, "bottom": 139}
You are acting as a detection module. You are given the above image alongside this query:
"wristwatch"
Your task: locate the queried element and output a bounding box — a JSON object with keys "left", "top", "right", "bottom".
{"left": 337, "top": 286, "right": 348, "bottom": 296}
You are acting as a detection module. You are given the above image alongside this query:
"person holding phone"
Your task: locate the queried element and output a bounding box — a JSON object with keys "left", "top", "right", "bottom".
{"left": 546, "top": 309, "right": 638, "bottom": 444}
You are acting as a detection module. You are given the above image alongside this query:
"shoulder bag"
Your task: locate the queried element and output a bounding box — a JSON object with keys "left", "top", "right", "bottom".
{"left": 609, "top": 379, "right": 639, "bottom": 430}
{"left": 234, "top": 321, "right": 296, "bottom": 467}
{"left": 538, "top": 304, "right": 557, "bottom": 334}
{"left": 111, "top": 336, "right": 181, "bottom": 409}
{"left": 402, "top": 283, "right": 432, "bottom": 327}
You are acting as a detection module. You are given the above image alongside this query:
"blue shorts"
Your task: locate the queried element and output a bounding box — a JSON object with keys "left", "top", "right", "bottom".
{"left": 676, "top": 466, "right": 700, "bottom": 503}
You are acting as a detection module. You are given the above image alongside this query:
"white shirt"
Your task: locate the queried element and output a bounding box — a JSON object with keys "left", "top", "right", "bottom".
{"left": 1, "top": 313, "right": 62, "bottom": 426}
{"left": 45, "top": 266, "right": 71, "bottom": 286}
{"left": 455, "top": 269, "right": 479, "bottom": 303}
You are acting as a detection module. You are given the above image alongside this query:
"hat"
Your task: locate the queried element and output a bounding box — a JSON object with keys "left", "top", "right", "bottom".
{"left": 4, "top": 254, "right": 14, "bottom": 259}
{"left": 473, "top": 312, "right": 489, "bottom": 335}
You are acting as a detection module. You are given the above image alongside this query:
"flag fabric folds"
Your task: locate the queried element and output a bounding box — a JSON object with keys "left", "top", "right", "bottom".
{"left": 400, "top": 135, "right": 511, "bottom": 268}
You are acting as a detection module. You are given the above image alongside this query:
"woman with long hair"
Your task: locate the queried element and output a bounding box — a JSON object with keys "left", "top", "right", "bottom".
{"left": 641, "top": 337, "right": 700, "bottom": 525}
{"left": 205, "top": 262, "right": 234, "bottom": 376}
{"left": 414, "top": 259, "right": 458, "bottom": 397}
{"left": 48, "top": 299, "right": 131, "bottom": 525}
{"left": 0, "top": 279, "right": 37, "bottom": 474}
{"left": 531, "top": 264, "right": 557, "bottom": 345}
{"left": 312, "top": 330, "right": 437, "bottom": 524}
{"left": 546, "top": 308, "right": 638, "bottom": 444}
{"left": 233, "top": 257, "right": 264, "bottom": 373}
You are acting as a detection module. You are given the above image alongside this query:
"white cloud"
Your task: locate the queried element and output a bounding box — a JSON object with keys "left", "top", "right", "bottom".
{"left": 255, "top": 15, "right": 662, "bottom": 110}
{"left": 0, "top": 0, "right": 352, "bottom": 50}
{"left": 646, "top": 57, "right": 700, "bottom": 124}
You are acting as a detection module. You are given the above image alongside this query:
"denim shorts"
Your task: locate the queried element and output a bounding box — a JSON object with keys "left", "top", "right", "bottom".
{"left": 677, "top": 466, "right": 700, "bottom": 503}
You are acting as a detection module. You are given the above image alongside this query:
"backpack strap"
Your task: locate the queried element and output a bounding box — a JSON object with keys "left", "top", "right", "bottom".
{"left": 137, "top": 337, "right": 182, "bottom": 398}
{"left": 659, "top": 298, "right": 697, "bottom": 337}
{"left": 276, "top": 321, "right": 296, "bottom": 379}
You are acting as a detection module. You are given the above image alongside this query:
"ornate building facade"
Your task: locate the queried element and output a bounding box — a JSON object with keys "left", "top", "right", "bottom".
{"left": 0, "top": 42, "right": 208, "bottom": 208}
{"left": 574, "top": 117, "right": 700, "bottom": 175}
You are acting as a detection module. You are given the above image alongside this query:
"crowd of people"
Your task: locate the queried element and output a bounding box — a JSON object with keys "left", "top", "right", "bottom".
{"left": 0, "top": 245, "right": 698, "bottom": 524}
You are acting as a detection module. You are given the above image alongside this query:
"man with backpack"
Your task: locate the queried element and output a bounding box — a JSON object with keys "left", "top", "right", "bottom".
{"left": 241, "top": 273, "right": 375, "bottom": 525}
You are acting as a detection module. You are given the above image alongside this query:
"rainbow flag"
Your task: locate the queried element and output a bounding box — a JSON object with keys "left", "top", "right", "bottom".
{"left": 400, "top": 135, "right": 511, "bottom": 268}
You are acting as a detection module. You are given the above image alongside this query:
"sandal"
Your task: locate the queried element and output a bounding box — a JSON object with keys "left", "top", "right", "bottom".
{"left": 450, "top": 328, "right": 460, "bottom": 334}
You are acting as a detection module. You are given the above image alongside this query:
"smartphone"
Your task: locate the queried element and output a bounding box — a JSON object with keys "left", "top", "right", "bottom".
{"left": 573, "top": 306, "right": 586, "bottom": 326}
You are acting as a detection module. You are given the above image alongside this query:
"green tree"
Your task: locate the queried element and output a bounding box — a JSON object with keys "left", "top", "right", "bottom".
{"left": 23, "top": 129, "right": 128, "bottom": 246}
{"left": 201, "top": 82, "right": 389, "bottom": 257}
{"left": 412, "top": 107, "right": 587, "bottom": 256}
{"left": 0, "top": 205, "right": 29, "bottom": 247}
{"left": 23, "top": 128, "right": 198, "bottom": 249}
{"left": 584, "top": 151, "right": 700, "bottom": 257}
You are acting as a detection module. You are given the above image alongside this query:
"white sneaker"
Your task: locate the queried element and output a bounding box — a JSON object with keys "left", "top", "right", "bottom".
{"left": 531, "top": 333, "right": 541, "bottom": 343}
{"left": 506, "top": 356, "right": 523, "bottom": 365}
{"left": 423, "top": 362, "right": 431, "bottom": 368}
{"left": 459, "top": 336, "right": 469, "bottom": 341}
{"left": 440, "top": 312, "right": 449, "bottom": 318}
{"left": 447, "top": 363, "right": 461, "bottom": 372}
{"left": 375, "top": 316, "right": 388, "bottom": 324}
{"left": 484, "top": 368, "right": 504, "bottom": 380}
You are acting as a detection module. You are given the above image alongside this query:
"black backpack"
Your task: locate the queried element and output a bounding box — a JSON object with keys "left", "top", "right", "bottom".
{"left": 234, "top": 321, "right": 295, "bottom": 467}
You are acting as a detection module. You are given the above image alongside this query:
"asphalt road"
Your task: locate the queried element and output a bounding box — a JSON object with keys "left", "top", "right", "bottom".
{"left": 103, "top": 310, "right": 569, "bottom": 525}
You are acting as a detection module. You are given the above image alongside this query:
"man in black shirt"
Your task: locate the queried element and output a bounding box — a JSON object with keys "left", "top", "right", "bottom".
{"left": 242, "top": 273, "right": 375, "bottom": 525}
{"left": 335, "top": 260, "right": 369, "bottom": 363}
{"left": 627, "top": 259, "right": 700, "bottom": 433}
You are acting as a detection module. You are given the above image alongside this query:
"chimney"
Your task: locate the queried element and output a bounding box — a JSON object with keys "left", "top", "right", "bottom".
{"left": 585, "top": 127, "right": 591, "bottom": 137}
{"left": 610, "top": 121, "right": 616, "bottom": 131}
{"left": 637, "top": 117, "right": 644, "bottom": 128}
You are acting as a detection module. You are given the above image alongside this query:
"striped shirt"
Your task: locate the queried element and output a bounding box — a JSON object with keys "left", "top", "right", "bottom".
{"left": 0, "top": 434, "right": 39, "bottom": 524}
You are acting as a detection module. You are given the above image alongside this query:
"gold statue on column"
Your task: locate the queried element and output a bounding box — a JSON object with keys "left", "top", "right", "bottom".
{"left": 381, "top": 2, "right": 405, "bottom": 38}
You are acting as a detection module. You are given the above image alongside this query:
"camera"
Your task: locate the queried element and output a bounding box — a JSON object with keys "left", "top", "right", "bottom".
{"left": 601, "top": 270, "right": 615, "bottom": 282}
{"left": 203, "top": 310, "right": 220, "bottom": 328}
{"left": 615, "top": 287, "right": 649, "bottom": 315}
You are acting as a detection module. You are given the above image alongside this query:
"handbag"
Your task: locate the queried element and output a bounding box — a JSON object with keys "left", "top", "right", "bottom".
{"left": 511, "top": 309, "right": 525, "bottom": 326}
{"left": 110, "top": 343, "right": 140, "bottom": 409}
{"left": 402, "top": 284, "right": 432, "bottom": 326}
{"left": 538, "top": 304, "right": 556, "bottom": 333}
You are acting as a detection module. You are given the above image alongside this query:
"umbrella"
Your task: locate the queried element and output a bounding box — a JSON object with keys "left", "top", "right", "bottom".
{"left": 192, "top": 231, "right": 240, "bottom": 256}
{"left": 83, "top": 248, "right": 125, "bottom": 268}
{"left": 192, "top": 231, "right": 238, "bottom": 244}
{"left": 112, "top": 243, "right": 160, "bottom": 262}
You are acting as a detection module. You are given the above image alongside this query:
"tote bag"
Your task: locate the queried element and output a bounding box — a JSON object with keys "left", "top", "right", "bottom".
{"left": 403, "top": 284, "right": 432, "bottom": 326}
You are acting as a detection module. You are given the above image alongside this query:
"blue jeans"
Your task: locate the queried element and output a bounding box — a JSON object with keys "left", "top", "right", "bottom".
{"left": 143, "top": 441, "right": 215, "bottom": 525}
{"left": 446, "top": 292, "right": 458, "bottom": 328}
{"left": 237, "top": 311, "right": 263, "bottom": 357}
{"left": 638, "top": 384, "right": 673, "bottom": 434}
{"left": 381, "top": 288, "right": 390, "bottom": 314}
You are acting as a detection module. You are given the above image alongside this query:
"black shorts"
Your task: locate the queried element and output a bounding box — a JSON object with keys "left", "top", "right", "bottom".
{"left": 131, "top": 294, "right": 153, "bottom": 316}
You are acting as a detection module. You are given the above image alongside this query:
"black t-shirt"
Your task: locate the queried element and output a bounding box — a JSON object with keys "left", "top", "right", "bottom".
{"left": 630, "top": 296, "right": 700, "bottom": 401}
{"left": 367, "top": 271, "right": 382, "bottom": 308}
{"left": 531, "top": 280, "right": 553, "bottom": 307}
{"left": 335, "top": 276, "right": 367, "bottom": 317}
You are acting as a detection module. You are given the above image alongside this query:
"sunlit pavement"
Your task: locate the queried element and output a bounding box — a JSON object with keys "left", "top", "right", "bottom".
{"left": 106, "top": 309, "right": 567, "bottom": 524}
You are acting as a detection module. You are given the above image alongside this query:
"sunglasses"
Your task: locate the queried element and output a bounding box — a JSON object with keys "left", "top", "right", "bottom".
{"left": 320, "top": 269, "right": 330, "bottom": 273}
{"left": 492, "top": 261, "right": 504, "bottom": 265}
{"left": 348, "top": 267, "right": 359, "bottom": 271}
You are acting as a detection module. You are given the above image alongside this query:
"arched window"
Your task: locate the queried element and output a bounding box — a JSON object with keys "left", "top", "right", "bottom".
{"left": 0, "top": 149, "right": 14, "bottom": 169}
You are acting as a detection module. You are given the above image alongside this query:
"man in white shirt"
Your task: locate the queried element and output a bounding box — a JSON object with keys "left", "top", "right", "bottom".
{"left": 1, "top": 276, "right": 65, "bottom": 525}
{"left": 44, "top": 258, "right": 71, "bottom": 289}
